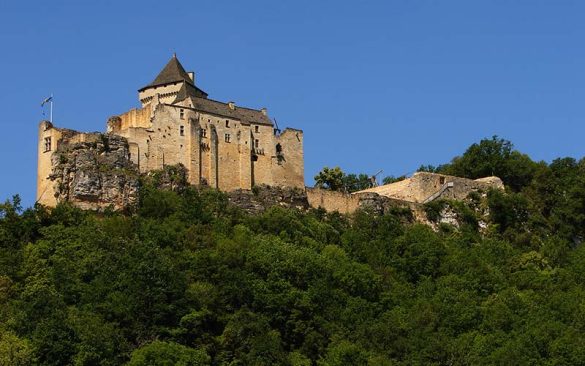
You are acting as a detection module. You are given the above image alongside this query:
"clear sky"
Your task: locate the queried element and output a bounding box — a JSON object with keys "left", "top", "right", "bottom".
{"left": 1, "top": 0, "right": 584, "bottom": 208}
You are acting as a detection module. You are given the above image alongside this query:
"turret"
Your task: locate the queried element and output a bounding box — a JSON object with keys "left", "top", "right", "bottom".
{"left": 138, "top": 54, "right": 207, "bottom": 107}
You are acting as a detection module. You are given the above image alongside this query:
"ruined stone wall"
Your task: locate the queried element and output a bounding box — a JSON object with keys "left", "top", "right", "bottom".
{"left": 306, "top": 187, "right": 423, "bottom": 216}
{"left": 428, "top": 174, "right": 502, "bottom": 201}
{"left": 306, "top": 188, "right": 361, "bottom": 215}
{"left": 357, "top": 172, "right": 504, "bottom": 203}
{"left": 108, "top": 107, "right": 151, "bottom": 132}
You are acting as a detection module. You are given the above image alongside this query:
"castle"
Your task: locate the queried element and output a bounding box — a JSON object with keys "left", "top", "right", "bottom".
{"left": 37, "top": 55, "right": 304, "bottom": 207}
{"left": 36, "top": 54, "right": 504, "bottom": 219}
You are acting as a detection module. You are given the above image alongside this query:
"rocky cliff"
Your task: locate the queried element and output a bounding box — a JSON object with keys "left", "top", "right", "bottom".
{"left": 49, "top": 133, "right": 139, "bottom": 211}
{"left": 227, "top": 185, "right": 309, "bottom": 214}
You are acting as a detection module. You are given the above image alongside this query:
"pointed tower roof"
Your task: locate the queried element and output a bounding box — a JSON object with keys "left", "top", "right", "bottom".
{"left": 139, "top": 54, "right": 206, "bottom": 94}
{"left": 173, "top": 82, "right": 208, "bottom": 103}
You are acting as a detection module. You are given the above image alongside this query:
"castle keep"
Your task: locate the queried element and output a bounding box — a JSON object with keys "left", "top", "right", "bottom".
{"left": 37, "top": 55, "right": 304, "bottom": 207}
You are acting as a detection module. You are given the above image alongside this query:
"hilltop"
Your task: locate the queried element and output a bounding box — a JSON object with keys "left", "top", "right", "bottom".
{"left": 2, "top": 137, "right": 585, "bottom": 365}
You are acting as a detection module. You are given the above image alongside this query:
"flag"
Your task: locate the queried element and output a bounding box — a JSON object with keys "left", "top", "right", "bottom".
{"left": 41, "top": 96, "right": 53, "bottom": 107}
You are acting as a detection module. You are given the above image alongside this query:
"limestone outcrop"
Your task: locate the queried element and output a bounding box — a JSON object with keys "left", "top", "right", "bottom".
{"left": 48, "top": 133, "right": 139, "bottom": 211}
{"left": 227, "top": 185, "right": 309, "bottom": 214}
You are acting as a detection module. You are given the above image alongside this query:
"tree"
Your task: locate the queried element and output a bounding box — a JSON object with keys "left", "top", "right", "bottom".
{"left": 314, "top": 167, "right": 345, "bottom": 191}
{"left": 315, "top": 167, "right": 375, "bottom": 192}
{"left": 342, "top": 173, "right": 371, "bottom": 193}
{"left": 318, "top": 340, "right": 370, "bottom": 366}
{"left": 126, "top": 341, "right": 210, "bottom": 366}
{"left": 7, "top": 147, "right": 585, "bottom": 365}
{"left": 0, "top": 330, "right": 35, "bottom": 366}
{"left": 382, "top": 175, "right": 406, "bottom": 185}
{"left": 438, "top": 136, "right": 538, "bottom": 191}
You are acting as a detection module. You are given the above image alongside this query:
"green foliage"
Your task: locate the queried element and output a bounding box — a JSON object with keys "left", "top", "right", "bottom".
{"left": 437, "top": 136, "right": 539, "bottom": 191}
{"left": 487, "top": 189, "right": 529, "bottom": 234}
{"left": 343, "top": 173, "right": 372, "bottom": 193}
{"left": 314, "top": 167, "right": 373, "bottom": 192}
{"left": 126, "top": 341, "right": 210, "bottom": 366}
{"left": 0, "top": 330, "right": 35, "bottom": 366}
{"left": 314, "top": 166, "right": 345, "bottom": 191}
{"left": 382, "top": 175, "right": 406, "bottom": 185}
{"left": 417, "top": 164, "right": 441, "bottom": 173}
{"left": 143, "top": 164, "right": 189, "bottom": 193}
{"left": 4, "top": 137, "right": 585, "bottom": 364}
{"left": 423, "top": 200, "right": 447, "bottom": 222}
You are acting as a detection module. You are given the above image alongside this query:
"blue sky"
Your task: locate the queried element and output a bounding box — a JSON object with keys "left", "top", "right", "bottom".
{"left": 1, "top": 0, "right": 584, "bottom": 208}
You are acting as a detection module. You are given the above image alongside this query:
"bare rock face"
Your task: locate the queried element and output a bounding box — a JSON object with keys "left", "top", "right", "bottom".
{"left": 49, "top": 133, "right": 139, "bottom": 211}
{"left": 227, "top": 185, "right": 309, "bottom": 214}
{"left": 142, "top": 164, "right": 189, "bottom": 192}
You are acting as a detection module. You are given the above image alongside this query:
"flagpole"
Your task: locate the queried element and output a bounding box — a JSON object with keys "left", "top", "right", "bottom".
{"left": 50, "top": 93, "right": 53, "bottom": 123}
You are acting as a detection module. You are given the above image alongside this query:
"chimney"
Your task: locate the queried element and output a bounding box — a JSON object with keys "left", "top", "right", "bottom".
{"left": 261, "top": 107, "right": 267, "bottom": 116}
{"left": 188, "top": 72, "right": 195, "bottom": 83}
{"left": 228, "top": 101, "right": 236, "bottom": 110}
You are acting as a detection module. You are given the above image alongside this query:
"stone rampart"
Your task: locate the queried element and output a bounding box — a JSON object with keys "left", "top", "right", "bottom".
{"left": 306, "top": 188, "right": 361, "bottom": 215}
{"left": 356, "top": 172, "right": 503, "bottom": 203}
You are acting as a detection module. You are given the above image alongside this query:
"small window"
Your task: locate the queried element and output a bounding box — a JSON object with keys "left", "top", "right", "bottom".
{"left": 180, "top": 125, "right": 184, "bottom": 136}
{"left": 226, "top": 120, "right": 230, "bottom": 128}
{"left": 439, "top": 177, "right": 446, "bottom": 185}
{"left": 225, "top": 133, "right": 231, "bottom": 143}
{"left": 44, "top": 137, "right": 51, "bottom": 152}
{"left": 254, "top": 125, "right": 259, "bottom": 133}
{"left": 180, "top": 109, "right": 185, "bottom": 119}
{"left": 276, "top": 143, "right": 282, "bottom": 153}
{"left": 201, "top": 128, "right": 207, "bottom": 138}
{"left": 255, "top": 139, "right": 259, "bottom": 148}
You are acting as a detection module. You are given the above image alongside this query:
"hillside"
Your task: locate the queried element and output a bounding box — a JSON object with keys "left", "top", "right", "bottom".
{"left": 2, "top": 137, "right": 585, "bottom": 365}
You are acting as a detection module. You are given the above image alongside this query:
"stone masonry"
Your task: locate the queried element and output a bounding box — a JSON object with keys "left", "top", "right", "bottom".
{"left": 37, "top": 55, "right": 304, "bottom": 208}
{"left": 306, "top": 172, "right": 504, "bottom": 215}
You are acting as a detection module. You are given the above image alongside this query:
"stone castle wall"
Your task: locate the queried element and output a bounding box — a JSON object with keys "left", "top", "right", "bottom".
{"left": 103, "top": 102, "right": 304, "bottom": 193}
{"left": 37, "top": 105, "right": 304, "bottom": 208}
{"left": 306, "top": 188, "right": 361, "bottom": 215}
{"left": 37, "top": 56, "right": 305, "bottom": 209}
{"left": 306, "top": 172, "right": 504, "bottom": 216}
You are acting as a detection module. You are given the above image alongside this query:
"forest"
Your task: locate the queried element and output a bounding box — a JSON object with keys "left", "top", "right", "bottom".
{"left": 2, "top": 136, "right": 585, "bottom": 365}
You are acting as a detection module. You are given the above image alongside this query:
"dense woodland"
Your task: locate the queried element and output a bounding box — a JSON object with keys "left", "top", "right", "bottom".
{"left": 3, "top": 136, "right": 585, "bottom": 365}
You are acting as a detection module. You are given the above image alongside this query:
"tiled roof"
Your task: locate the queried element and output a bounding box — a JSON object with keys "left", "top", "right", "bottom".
{"left": 139, "top": 55, "right": 207, "bottom": 95}
{"left": 173, "top": 82, "right": 208, "bottom": 102}
{"left": 185, "top": 97, "right": 274, "bottom": 126}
